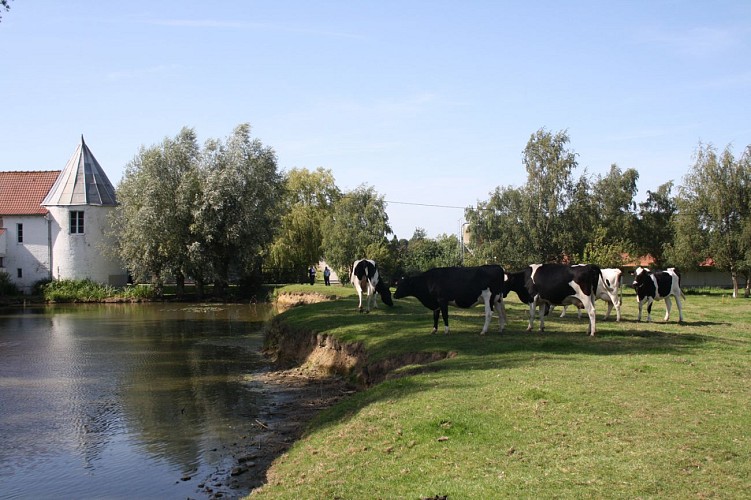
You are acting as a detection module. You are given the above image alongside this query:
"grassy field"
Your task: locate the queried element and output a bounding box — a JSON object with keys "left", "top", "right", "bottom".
{"left": 253, "top": 285, "right": 751, "bottom": 499}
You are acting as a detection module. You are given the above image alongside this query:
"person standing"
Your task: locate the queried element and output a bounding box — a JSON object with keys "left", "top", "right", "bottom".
{"left": 308, "top": 266, "right": 317, "bottom": 285}
{"left": 323, "top": 266, "right": 331, "bottom": 286}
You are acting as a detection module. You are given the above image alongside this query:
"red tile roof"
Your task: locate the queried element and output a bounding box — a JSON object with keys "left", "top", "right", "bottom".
{"left": 0, "top": 171, "right": 60, "bottom": 215}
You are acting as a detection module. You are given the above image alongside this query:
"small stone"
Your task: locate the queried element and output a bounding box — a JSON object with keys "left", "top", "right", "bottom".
{"left": 230, "top": 466, "right": 247, "bottom": 476}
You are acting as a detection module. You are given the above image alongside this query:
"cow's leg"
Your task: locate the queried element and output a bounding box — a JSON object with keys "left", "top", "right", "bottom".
{"left": 431, "top": 309, "right": 440, "bottom": 334}
{"left": 495, "top": 294, "right": 506, "bottom": 333}
{"left": 603, "top": 301, "right": 613, "bottom": 321}
{"left": 526, "top": 302, "right": 535, "bottom": 331}
{"left": 559, "top": 305, "right": 567, "bottom": 318}
{"left": 537, "top": 300, "right": 546, "bottom": 332}
{"left": 646, "top": 297, "right": 654, "bottom": 322}
{"left": 440, "top": 302, "right": 450, "bottom": 334}
{"left": 614, "top": 299, "right": 621, "bottom": 322}
{"left": 663, "top": 296, "right": 672, "bottom": 322}
{"left": 583, "top": 295, "right": 596, "bottom": 336}
{"left": 480, "top": 290, "right": 493, "bottom": 335}
{"left": 357, "top": 289, "right": 364, "bottom": 313}
{"left": 370, "top": 282, "right": 379, "bottom": 310}
{"left": 675, "top": 294, "right": 684, "bottom": 322}
{"left": 636, "top": 297, "right": 643, "bottom": 322}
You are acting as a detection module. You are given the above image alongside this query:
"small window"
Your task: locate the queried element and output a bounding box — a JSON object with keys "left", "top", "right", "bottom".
{"left": 17, "top": 268, "right": 22, "bottom": 279}
{"left": 17, "top": 223, "right": 23, "bottom": 243}
{"left": 0, "top": 257, "right": 4, "bottom": 268}
{"left": 70, "top": 211, "right": 85, "bottom": 234}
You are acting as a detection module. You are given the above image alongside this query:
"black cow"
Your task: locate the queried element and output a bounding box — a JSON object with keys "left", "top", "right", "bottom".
{"left": 393, "top": 265, "right": 506, "bottom": 335}
{"left": 631, "top": 266, "right": 685, "bottom": 322}
{"left": 504, "top": 263, "right": 605, "bottom": 336}
{"left": 351, "top": 259, "right": 393, "bottom": 313}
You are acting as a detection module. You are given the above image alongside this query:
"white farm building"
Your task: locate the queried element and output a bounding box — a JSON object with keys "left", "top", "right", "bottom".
{"left": 0, "top": 137, "right": 127, "bottom": 293}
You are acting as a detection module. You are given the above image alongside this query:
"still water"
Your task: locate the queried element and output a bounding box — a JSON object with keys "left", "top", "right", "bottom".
{"left": 0, "top": 303, "right": 275, "bottom": 499}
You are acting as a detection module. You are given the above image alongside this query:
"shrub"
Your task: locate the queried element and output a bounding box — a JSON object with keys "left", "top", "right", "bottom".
{"left": 118, "top": 284, "right": 156, "bottom": 300}
{"left": 42, "top": 279, "right": 116, "bottom": 302}
{"left": 0, "top": 271, "right": 20, "bottom": 296}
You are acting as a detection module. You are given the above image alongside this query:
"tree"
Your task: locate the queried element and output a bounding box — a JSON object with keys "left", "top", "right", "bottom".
{"left": 521, "top": 128, "right": 579, "bottom": 262}
{"left": 1, "top": 1, "right": 12, "bottom": 23}
{"left": 635, "top": 181, "right": 676, "bottom": 267}
{"left": 320, "top": 185, "right": 392, "bottom": 279}
{"left": 267, "top": 167, "right": 341, "bottom": 282}
{"left": 399, "top": 230, "right": 461, "bottom": 274}
{"left": 112, "top": 128, "right": 200, "bottom": 296}
{"left": 672, "top": 143, "right": 751, "bottom": 297}
{"left": 560, "top": 173, "right": 597, "bottom": 260}
{"left": 465, "top": 185, "right": 530, "bottom": 269}
{"left": 192, "top": 124, "right": 284, "bottom": 296}
{"left": 591, "top": 164, "right": 639, "bottom": 246}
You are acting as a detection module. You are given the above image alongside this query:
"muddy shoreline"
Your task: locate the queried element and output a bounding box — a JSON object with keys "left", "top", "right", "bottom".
{"left": 192, "top": 363, "right": 354, "bottom": 499}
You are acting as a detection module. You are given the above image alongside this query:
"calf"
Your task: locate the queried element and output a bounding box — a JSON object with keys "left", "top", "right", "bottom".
{"left": 351, "top": 259, "right": 393, "bottom": 313}
{"left": 559, "top": 267, "right": 622, "bottom": 321}
{"left": 504, "top": 263, "right": 603, "bottom": 336}
{"left": 393, "top": 265, "right": 506, "bottom": 335}
{"left": 632, "top": 267, "right": 685, "bottom": 322}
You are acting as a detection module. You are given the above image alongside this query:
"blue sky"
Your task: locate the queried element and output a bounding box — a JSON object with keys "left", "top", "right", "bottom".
{"left": 2, "top": 1, "right": 750, "bottom": 239}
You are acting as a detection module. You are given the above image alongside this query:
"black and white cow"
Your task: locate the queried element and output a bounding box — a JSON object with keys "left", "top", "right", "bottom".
{"left": 631, "top": 267, "right": 685, "bottom": 322}
{"left": 393, "top": 265, "right": 506, "bottom": 335}
{"left": 351, "top": 259, "right": 393, "bottom": 313}
{"left": 559, "top": 267, "right": 623, "bottom": 321}
{"left": 504, "top": 263, "right": 603, "bottom": 336}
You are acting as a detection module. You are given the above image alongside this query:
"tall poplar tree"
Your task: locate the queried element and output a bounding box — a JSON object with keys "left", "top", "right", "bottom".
{"left": 522, "top": 128, "right": 578, "bottom": 262}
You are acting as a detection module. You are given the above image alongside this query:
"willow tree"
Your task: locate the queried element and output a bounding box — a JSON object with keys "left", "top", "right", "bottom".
{"left": 267, "top": 167, "right": 341, "bottom": 281}
{"left": 111, "top": 127, "right": 200, "bottom": 296}
{"left": 191, "top": 124, "right": 284, "bottom": 296}
{"left": 672, "top": 143, "right": 751, "bottom": 297}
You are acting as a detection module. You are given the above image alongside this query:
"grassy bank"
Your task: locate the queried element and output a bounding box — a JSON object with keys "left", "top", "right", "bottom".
{"left": 253, "top": 287, "right": 751, "bottom": 499}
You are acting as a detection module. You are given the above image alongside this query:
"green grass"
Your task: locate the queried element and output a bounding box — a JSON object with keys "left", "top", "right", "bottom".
{"left": 252, "top": 287, "right": 751, "bottom": 499}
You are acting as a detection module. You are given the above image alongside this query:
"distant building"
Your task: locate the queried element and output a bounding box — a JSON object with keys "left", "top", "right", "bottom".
{"left": 0, "top": 137, "right": 127, "bottom": 293}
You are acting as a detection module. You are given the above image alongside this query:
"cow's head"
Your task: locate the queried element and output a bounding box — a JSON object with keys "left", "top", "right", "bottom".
{"left": 631, "top": 266, "right": 649, "bottom": 289}
{"left": 380, "top": 284, "right": 394, "bottom": 306}
{"left": 393, "top": 276, "right": 412, "bottom": 300}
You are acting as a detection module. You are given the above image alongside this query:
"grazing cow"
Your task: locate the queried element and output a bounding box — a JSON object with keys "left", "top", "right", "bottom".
{"left": 632, "top": 267, "right": 685, "bottom": 322}
{"left": 559, "top": 267, "right": 623, "bottom": 321}
{"left": 504, "top": 263, "right": 605, "bottom": 336}
{"left": 393, "top": 265, "right": 506, "bottom": 335}
{"left": 351, "top": 259, "right": 393, "bottom": 313}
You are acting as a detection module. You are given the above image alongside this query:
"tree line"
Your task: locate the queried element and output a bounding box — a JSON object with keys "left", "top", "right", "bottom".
{"left": 110, "top": 124, "right": 751, "bottom": 298}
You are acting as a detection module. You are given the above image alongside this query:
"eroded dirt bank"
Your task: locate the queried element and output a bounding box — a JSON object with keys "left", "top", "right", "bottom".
{"left": 199, "top": 293, "right": 453, "bottom": 499}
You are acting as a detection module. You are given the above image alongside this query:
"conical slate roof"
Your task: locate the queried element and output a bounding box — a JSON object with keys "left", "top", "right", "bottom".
{"left": 42, "top": 136, "right": 117, "bottom": 206}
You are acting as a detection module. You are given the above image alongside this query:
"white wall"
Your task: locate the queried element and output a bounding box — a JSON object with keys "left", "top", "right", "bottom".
{"left": 1, "top": 214, "right": 52, "bottom": 293}
{"left": 47, "top": 205, "right": 128, "bottom": 286}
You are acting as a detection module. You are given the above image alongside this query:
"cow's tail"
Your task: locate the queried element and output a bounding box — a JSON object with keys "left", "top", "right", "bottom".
{"left": 376, "top": 279, "right": 394, "bottom": 306}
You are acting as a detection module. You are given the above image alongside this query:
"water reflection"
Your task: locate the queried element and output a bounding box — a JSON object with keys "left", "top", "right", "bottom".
{"left": 0, "top": 303, "right": 274, "bottom": 499}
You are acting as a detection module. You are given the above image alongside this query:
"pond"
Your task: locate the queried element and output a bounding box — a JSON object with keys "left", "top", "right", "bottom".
{"left": 0, "top": 303, "right": 276, "bottom": 499}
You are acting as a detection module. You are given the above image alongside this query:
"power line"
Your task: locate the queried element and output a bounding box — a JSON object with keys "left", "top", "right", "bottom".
{"left": 385, "top": 200, "right": 469, "bottom": 210}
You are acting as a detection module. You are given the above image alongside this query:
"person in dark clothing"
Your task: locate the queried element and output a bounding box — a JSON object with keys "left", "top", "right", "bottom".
{"left": 308, "top": 266, "right": 317, "bottom": 285}
{"left": 323, "top": 266, "right": 331, "bottom": 286}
